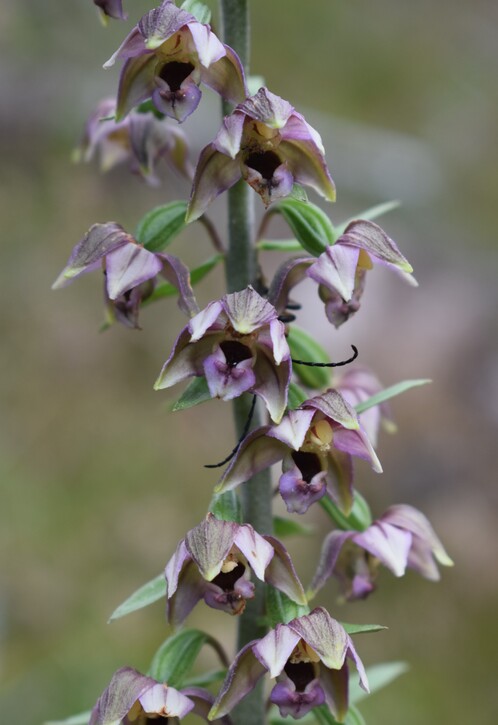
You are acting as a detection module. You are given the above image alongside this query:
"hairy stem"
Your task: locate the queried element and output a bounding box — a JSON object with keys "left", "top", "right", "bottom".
{"left": 220, "top": 2, "right": 272, "bottom": 723}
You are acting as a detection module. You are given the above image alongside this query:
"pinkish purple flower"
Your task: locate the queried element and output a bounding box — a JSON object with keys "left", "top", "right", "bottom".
{"left": 186, "top": 87, "right": 335, "bottom": 221}
{"left": 75, "top": 98, "right": 192, "bottom": 185}
{"left": 154, "top": 286, "right": 291, "bottom": 423}
{"left": 104, "top": 0, "right": 246, "bottom": 122}
{"left": 52, "top": 222, "right": 197, "bottom": 328}
{"left": 165, "top": 514, "right": 306, "bottom": 626}
{"left": 93, "top": 0, "right": 126, "bottom": 21}
{"left": 209, "top": 607, "right": 368, "bottom": 722}
{"left": 307, "top": 219, "right": 417, "bottom": 328}
{"left": 89, "top": 666, "right": 230, "bottom": 723}
{"left": 310, "top": 504, "right": 453, "bottom": 601}
{"left": 217, "top": 389, "right": 382, "bottom": 515}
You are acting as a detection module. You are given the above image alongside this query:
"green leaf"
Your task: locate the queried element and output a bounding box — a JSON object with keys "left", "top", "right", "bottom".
{"left": 145, "top": 253, "right": 223, "bottom": 305}
{"left": 180, "top": 0, "right": 211, "bottom": 24}
{"left": 44, "top": 713, "right": 91, "bottom": 725}
{"left": 350, "top": 661, "right": 409, "bottom": 705}
{"left": 341, "top": 622, "right": 387, "bottom": 635}
{"left": 268, "top": 198, "right": 335, "bottom": 256}
{"left": 171, "top": 376, "right": 211, "bottom": 412}
{"left": 288, "top": 325, "right": 331, "bottom": 389}
{"left": 257, "top": 239, "right": 303, "bottom": 252}
{"left": 313, "top": 705, "right": 339, "bottom": 724}
{"left": 210, "top": 491, "right": 242, "bottom": 523}
{"left": 355, "top": 379, "right": 432, "bottom": 415}
{"left": 345, "top": 704, "right": 366, "bottom": 725}
{"left": 182, "top": 668, "right": 227, "bottom": 688}
{"left": 108, "top": 573, "right": 166, "bottom": 622}
{"left": 149, "top": 630, "right": 215, "bottom": 688}
{"left": 287, "top": 381, "right": 308, "bottom": 409}
{"left": 135, "top": 201, "right": 188, "bottom": 252}
{"left": 273, "top": 515, "right": 314, "bottom": 538}
{"left": 266, "top": 587, "right": 309, "bottom": 629}
{"left": 335, "top": 200, "right": 401, "bottom": 237}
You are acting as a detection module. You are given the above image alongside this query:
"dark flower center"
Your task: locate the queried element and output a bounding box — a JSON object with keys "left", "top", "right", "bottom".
{"left": 159, "top": 61, "right": 194, "bottom": 91}
{"left": 284, "top": 661, "right": 316, "bottom": 692}
{"left": 292, "top": 451, "right": 322, "bottom": 483}
{"left": 245, "top": 150, "right": 282, "bottom": 180}
{"left": 220, "top": 340, "right": 253, "bottom": 368}
{"left": 212, "top": 562, "right": 246, "bottom": 591}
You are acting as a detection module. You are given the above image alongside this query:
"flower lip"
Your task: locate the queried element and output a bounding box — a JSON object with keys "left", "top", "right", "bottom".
{"left": 158, "top": 60, "right": 195, "bottom": 90}
{"left": 244, "top": 149, "right": 282, "bottom": 179}
{"left": 219, "top": 339, "right": 253, "bottom": 367}
{"left": 292, "top": 450, "right": 322, "bottom": 483}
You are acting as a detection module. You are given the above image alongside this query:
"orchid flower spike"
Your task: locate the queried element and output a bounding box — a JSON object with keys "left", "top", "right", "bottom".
{"left": 104, "top": 0, "right": 246, "bottom": 122}
{"left": 209, "top": 607, "right": 368, "bottom": 722}
{"left": 186, "top": 87, "right": 335, "bottom": 221}
{"left": 165, "top": 514, "right": 306, "bottom": 626}
{"left": 89, "top": 666, "right": 231, "bottom": 724}
{"left": 52, "top": 222, "right": 198, "bottom": 328}
{"left": 154, "top": 286, "right": 292, "bottom": 423}
{"left": 217, "top": 389, "right": 382, "bottom": 516}
{"left": 75, "top": 98, "right": 192, "bottom": 185}
{"left": 310, "top": 504, "right": 454, "bottom": 601}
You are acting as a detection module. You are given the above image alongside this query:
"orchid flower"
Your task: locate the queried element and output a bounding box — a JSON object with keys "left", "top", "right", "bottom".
{"left": 93, "top": 0, "right": 127, "bottom": 21}
{"left": 104, "top": 0, "right": 246, "bottom": 122}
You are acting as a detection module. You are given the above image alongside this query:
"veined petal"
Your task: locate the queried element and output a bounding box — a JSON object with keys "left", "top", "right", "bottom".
{"left": 269, "top": 318, "right": 290, "bottom": 365}
{"left": 216, "top": 428, "right": 287, "bottom": 494}
{"left": 327, "top": 449, "right": 355, "bottom": 515}
{"left": 116, "top": 54, "right": 158, "bottom": 120}
{"left": 165, "top": 539, "right": 190, "bottom": 597}
{"left": 307, "top": 244, "right": 360, "bottom": 302}
{"left": 154, "top": 328, "right": 225, "bottom": 389}
{"left": 304, "top": 390, "right": 359, "bottom": 430}
{"left": 354, "top": 523, "right": 412, "bottom": 577}
{"left": 139, "top": 683, "right": 194, "bottom": 718}
{"left": 167, "top": 559, "right": 206, "bottom": 627}
{"left": 139, "top": 1, "right": 193, "bottom": 50}
{"left": 159, "top": 253, "right": 199, "bottom": 317}
{"left": 105, "top": 243, "right": 163, "bottom": 299}
{"left": 185, "top": 515, "right": 237, "bottom": 581}
{"left": 253, "top": 347, "right": 291, "bottom": 423}
{"left": 186, "top": 144, "right": 241, "bottom": 222}
{"left": 214, "top": 112, "right": 245, "bottom": 158}
{"left": 209, "top": 642, "right": 267, "bottom": 720}
{"left": 345, "top": 636, "right": 369, "bottom": 692}
{"left": 319, "top": 663, "right": 349, "bottom": 723}
{"left": 188, "top": 300, "right": 224, "bottom": 341}
{"left": 333, "top": 426, "right": 383, "bottom": 473}
{"left": 264, "top": 535, "right": 307, "bottom": 605}
{"left": 267, "top": 256, "right": 313, "bottom": 315}
{"left": 340, "top": 219, "right": 413, "bottom": 274}
{"left": 234, "top": 525, "right": 274, "bottom": 581}
{"left": 267, "top": 409, "right": 315, "bottom": 450}
{"left": 381, "top": 505, "right": 453, "bottom": 567}
{"left": 204, "top": 347, "right": 256, "bottom": 401}
{"left": 279, "top": 137, "right": 336, "bottom": 202}
{"left": 282, "top": 112, "right": 326, "bottom": 154}
{"left": 288, "top": 607, "right": 348, "bottom": 670}
{"left": 253, "top": 623, "right": 300, "bottom": 677}
{"left": 309, "top": 530, "right": 354, "bottom": 597}
{"left": 104, "top": 27, "right": 147, "bottom": 68}
{"left": 222, "top": 287, "right": 277, "bottom": 334}
{"left": 89, "top": 667, "right": 157, "bottom": 725}
{"left": 186, "top": 22, "right": 225, "bottom": 66}
{"left": 238, "top": 88, "right": 294, "bottom": 129}
{"left": 52, "top": 222, "right": 131, "bottom": 289}
{"left": 202, "top": 46, "right": 247, "bottom": 105}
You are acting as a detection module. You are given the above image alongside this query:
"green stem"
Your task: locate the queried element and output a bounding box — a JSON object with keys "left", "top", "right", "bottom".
{"left": 220, "top": 2, "right": 272, "bottom": 723}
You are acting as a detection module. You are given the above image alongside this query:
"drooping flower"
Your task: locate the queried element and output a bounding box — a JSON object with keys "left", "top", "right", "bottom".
{"left": 165, "top": 514, "right": 306, "bottom": 626}
{"left": 52, "top": 222, "right": 198, "bottom": 328}
{"left": 154, "top": 286, "right": 292, "bottom": 423}
{"left": 309, "top": 504, "right": 454, "bottom": 601}
{"left": 186, "top": 87, "right": 335, "bottom": 221}
{"left": 75, "top": 98, "right": 192, "bottom": 185}
{"left": 104, "top": 0, "right": 246, "bottom": 122}
{"left": 217, "top": 389, "right": 382, "bottom": 515}
{"left": 307, "top": 219, "right": 417, "bottom": 327}
{"left": 89, "top": 666, "right": 229, "bottom": 723}
{"left": 93, "top": 0, "right": 127, "bottom": 21}
{"left": 209, "top": 607, "right": 368, "bottom": 722}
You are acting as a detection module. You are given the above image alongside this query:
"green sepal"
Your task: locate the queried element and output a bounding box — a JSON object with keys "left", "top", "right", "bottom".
{"left": 181, "top": 0, "right": 211, "bottom": 23}
{"left": 210, "top": 491, "right": 242, "bottom": 523}
{"left": 149, "top": 629, "right": 225, "bottom": 688}
{"left": 335, "top": 200, "right": 400, "bottom": 237}
{"left": 267, "top": 198, "right": 335, "bottom": 256}
{"left": 171, "top": 376, "right": 211, "bottom": 412}
{"left": 108, "top": 573, "right": 166, "bottom": 622}
{"left": 341, "top": 622, "right": 387, "bottom": 635}
{"left": 319, "top": 491, "right": 372, "bottom": 532}
{"left": 273, "top": 515, "right": 314, "bottom": 538}
{"left": 355, "top": 379, "right": 432, "bottom": 415}
{"left": 287, "top": 325, "right": 331, "bottom": 389}
{"left": 287, "top": 381, "right": 308, "bottom": 410}
{"left": 265, "top": 586, "right": 310, "bottom": 629}
{"left": 350, "top": 661, "right": 409, "bottom": 705}
{"left": 135, "top": 201, "right": 188, "bottom": 252}
{"left": 144, "top": 253, "right": 223, "bottom": 305}
{"left": 44, "top": 713, "right": 91, "bottom": 725}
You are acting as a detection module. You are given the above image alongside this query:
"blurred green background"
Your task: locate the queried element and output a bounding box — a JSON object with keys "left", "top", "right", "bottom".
{"left": 1, "top": 1, "right": 497, "bottom": 723}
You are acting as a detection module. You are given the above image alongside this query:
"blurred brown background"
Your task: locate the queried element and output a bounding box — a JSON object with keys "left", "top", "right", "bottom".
{"left": 1, "top": 1, "right": 497, "bottom": 723}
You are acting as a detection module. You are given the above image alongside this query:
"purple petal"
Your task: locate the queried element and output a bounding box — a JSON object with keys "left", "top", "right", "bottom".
{"left": 270, "top": 677, "right": 325, "bottom": 719}
{"left": 154, "top": 327, "right": 225, "bottom": 390}
{"left": 152, "top": 75, "right": 202, "bottom": 123}
{"left": 159, "top": 253, "right": 199, "bottom": 317}
{"left": 202, "top": 46, "right": 247, "bottom": 105}
{"left": 288, "top": 608, "right": 348, "bottom": 671}
{"left": 381, "top": 505, "right": 453, "bottom": 567}
{"left": 242, "top": 159, "right": 294, "bottom": 206}
{"left": 307, "top": 244, "right": 360, "bottom": 302}
{"left": 185, "top": 515, "right": 237, "bottom": 581}
{"left": 115, "top": 54, "right": 158, "bottom": 120}
{"left": 309, "top": 530, "right": 354, "bottom": 597}
{"left": 209, "top": 642, "right": 267, "bottom": 720}
{"left": 139, "top": 1, "right": 194, "bottom": 50}
{"left": 234, "top": 525, "right": 274, "bottom": 581}
{"left": 279, "top": 465, "right": 328, "bottom": 514}
{"left": 186, "top": 144, "right": 241, "bottom": 222}
{"left": 105, "top": 243, "right": 163, "bottom": 299}
{"left": 186, "top": 22, "right": 226, "bottom": 66}
{"left": 263, "top": 535, "right": 307, "bottom": 605}
{"left": 216, "top": 428, "right": 287, "bottom": 494}
{"left": 279, "top": 137, "right": 336, "bottom": 201}
{"left": 353, "top": 522, "right": 412, "bottom": 577}
{"left": 346, "top": 636, "right": 370, "bottom": 693}
{"left": 252, "top": 347, "right": 291, "bottom": 424}
{"left": 253, "top": 623, "right": 300, "bottom": 677}
{"left": 213, "top": 112, "right": 245, "bottom": 157}
{"left": 319, "top": 663, "right": 349, "bottom": 722}
{"left": 222, "top": 287, "right": 278, "bottom": 333}
{"left": 267, "top": 257, "right": 313, "bottom": 315}
{"left": 203, "top": 575, "right": 254, "bottom": 616}
{"left": 339, "top": 219, "right": 414, "bottom": 275}
{"left": 188, "top": 300, "right": 224, "bottom": 340}
{"left": 326, "top": 449, "right": 355, "bottom": 515}
{"left": 104, "top": 27, "right": 147, "bottom": 68}
{"left": 167, "top": 559, "right": 207, "bottom": 627}
{"left": 267, "top": 409, "right": 316, "bottom": 450}
{"left": 238, "top": 88, "right": 294, "bottom": 129}
{"left": 333, "top": 426, "right": 382, "bottom": 472}
{"left": 165, "top": 539, "right": 190, "bottom": 597}
{"left": 269, "top": 318, "right": 290, "bottom": 365}
{"left": 281, "top": 112, "right": 326, "bottom": 154}
{"left": 94, "top": 0, "right": 127, "bottom": 21}
{"left": 89, "top": 667, "right": 157, "bottom": 725}
{"left": 304, "top": 389, "right": 359, "bottom": 430}
{"left": 203, "top": 346, "right": 256, "bottom": 401}
{"left": 138, "top": 683, "right": 194, "bottom": 718}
